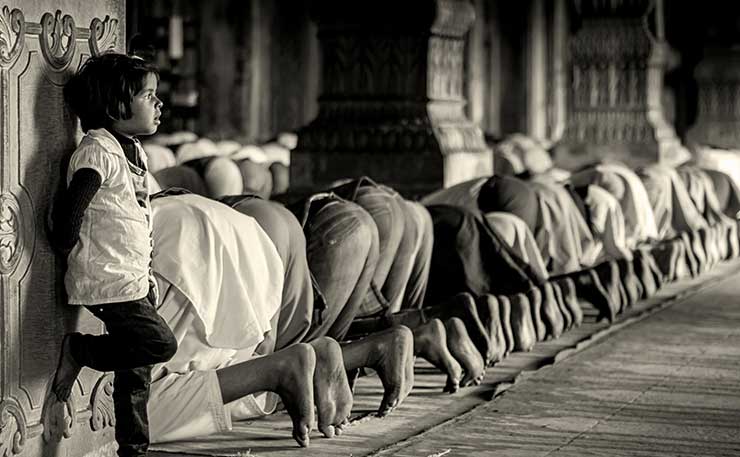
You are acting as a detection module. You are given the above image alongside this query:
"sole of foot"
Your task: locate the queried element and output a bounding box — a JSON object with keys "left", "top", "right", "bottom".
{"left": 413, "top": 318, "right": 463, "bottom": 393}
{"left": 309, "top": 337, "right": 353, "bottom": 438}
{"left": 444, "top": 317, "right": 485, "bottom": 387}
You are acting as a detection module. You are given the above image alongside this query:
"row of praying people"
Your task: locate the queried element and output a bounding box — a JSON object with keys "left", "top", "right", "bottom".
{"left": 138, "top": 128, "right": 740, "bottom": 446}
{"left": 53, "top": 53, "right": 740, "bottom": 456}
{"left": 141, "top": 130, "right": 296, "bottom": 200}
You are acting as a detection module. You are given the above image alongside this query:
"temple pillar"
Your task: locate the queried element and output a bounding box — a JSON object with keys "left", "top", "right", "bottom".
{"left": 686, "top": 48, "right": 740, "bottom": 150}
{"left": 291, "top": 0, "right": 492, "bottom": 196}
{"left": 556, "top": 0, "right": 682, "bottom": 169}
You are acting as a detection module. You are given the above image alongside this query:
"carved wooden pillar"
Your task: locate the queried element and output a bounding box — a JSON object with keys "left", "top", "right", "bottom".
{"left": 687, "top": 48, "right": 740, "bottom": 150}
{"left": 558, "top": 0, "right": 681, "bottom": 168}
{"left": 291, "top": 0, "right": 492, "bottom": 196}
{"left": 0, "top": 1, "right": 123, "bottom": 456}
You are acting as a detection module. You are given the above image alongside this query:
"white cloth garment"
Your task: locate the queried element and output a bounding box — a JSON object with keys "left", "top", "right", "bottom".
{"left": 148, "top": 194, "right": 285, "bottom": 443}
{"left": 484, "top": 212, "right": 549, "bottom": 280}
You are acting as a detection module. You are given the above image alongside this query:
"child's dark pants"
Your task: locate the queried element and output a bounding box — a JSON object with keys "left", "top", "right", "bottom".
{"left": 68, "top": 288, "right": 177, "bottom": 457}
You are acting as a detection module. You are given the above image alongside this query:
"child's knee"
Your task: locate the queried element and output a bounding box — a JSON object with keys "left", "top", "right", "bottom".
{"left": 149, "top": 328, "right": 178, "bottom": 363}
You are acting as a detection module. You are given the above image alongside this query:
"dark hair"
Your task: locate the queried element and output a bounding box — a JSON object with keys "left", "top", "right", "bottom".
{"left": 63, "top": 52, "right": 159, "bottom": 132}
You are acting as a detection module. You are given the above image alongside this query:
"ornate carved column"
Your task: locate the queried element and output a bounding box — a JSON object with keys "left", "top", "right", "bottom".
{"left": 686, "top": 48, "right": 740, "bottom": 149}
{"left": 557, "top": 0, "right": 682, "bottom": 168}
{"left": 291, "top": 0, "right": 492, "bottom": 196}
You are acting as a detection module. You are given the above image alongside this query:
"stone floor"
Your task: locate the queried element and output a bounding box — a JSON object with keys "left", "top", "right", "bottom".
{"left": 150, "top": 259, "right": 740, "bottom": 457}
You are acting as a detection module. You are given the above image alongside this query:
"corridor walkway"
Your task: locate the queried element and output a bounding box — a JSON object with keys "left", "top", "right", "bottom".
{"left": 380, "top": 262, "right": 740, "bottom": 457}
{"left": 151, "top": 260, "right": 740, "bottom": 457}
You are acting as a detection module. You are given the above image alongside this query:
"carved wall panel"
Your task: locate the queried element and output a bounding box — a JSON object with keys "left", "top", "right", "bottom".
{"left": 559, "top": 0, "right": 682, "bottom": 168}
{"left": 294, "top": 0, "right": 491, "bottom": 195}
{"left": 687, "top": 48, "right": 740, "bottom": 150}
{"left": 0, "top": 2, "right": 123, "bottom": 456}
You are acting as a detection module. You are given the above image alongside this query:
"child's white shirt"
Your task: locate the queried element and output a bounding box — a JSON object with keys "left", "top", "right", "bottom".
{"left": 64, "top": 128, "right": 155, "bottom": 304}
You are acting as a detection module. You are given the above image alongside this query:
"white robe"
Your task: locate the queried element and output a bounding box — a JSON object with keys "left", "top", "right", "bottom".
{"left": 147, "top": 194, "right": 284, "bottom": 443}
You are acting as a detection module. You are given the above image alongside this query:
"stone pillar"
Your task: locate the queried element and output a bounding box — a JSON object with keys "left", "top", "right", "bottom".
{"left": 526, "top": 0, "right": 547, "bottom": 140}
{"left": 291, "top": 0, "right": 492, "bottom": 196}
{"left": 686, "top": 48, "right": 740, "bottom": 150}
{"left": 557, "top": 0, "right": 682, "bottom": 169}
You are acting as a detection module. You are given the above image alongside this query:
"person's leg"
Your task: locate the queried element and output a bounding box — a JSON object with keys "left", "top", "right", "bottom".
{"left": 56, "top": 294, "right": 177, "bottom": 457}
{"left": 400, "top": 201, "right": 434, "bottom": 310}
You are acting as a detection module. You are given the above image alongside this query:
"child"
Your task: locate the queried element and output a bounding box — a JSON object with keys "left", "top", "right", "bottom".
{"left": 51, "top": 53, "right": 177, "bottom": 457}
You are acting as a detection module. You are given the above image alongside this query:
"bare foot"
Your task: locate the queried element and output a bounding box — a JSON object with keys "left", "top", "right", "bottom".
{"left": 475, "top": 295, "right": 506, "bottom": 365}
{"left": 551, "top": 281, "right": 573, "bottom": 330}
{"left": 557, "top": 277, "right": 583, "bottom": 327}
{"left": 444, "top": 318, "right": 485, "bottom": 387}
{"left": 342, "top": 325, "right": 415, "bottom": 417}
{"left": 526, "top": 288, "right": 547, "bottom": 342}
{"left": 497, "top": 296, "right": 514, "bottom": 355}
{"left": 539, "top": 283, "right": 564, "bottom": 339}
{"left": 508, "top": 293, "right": 536, "bottom": 352}
{"left": 594, "top": 261, "right": 624, "bottom": 316}
{"left": 273, "top": 344, "right": 316, "bottom": 447}
{"left": 52, "top": 334, "right": 82, "bottom": 402}
{"left": 309, "top": 337, "right": 352, "bottom": 438}
{"left": 633, "top": 249, "right": 658, "bottom": 298}
{"left": 431, "top": 293, "right": 492, "bottom": 365}
{"left": 617, "top": 258, "right": 642, "bottom": 307}
{"left": 412, "top": 319, "right": 463, "bottom": 393}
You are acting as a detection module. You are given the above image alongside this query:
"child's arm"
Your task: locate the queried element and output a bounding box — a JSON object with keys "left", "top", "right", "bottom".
{"left": 51, "top": 168, "right": 102, "bottom": 254}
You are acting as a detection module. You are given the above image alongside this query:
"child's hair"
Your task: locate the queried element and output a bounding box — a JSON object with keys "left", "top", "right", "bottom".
{"left": 63, "top": 52, "right": 159, "bottom": 132}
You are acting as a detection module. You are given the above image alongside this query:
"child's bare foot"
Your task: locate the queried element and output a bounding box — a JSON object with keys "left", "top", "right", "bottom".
{"left": 309, "top": 337, "right": 352, "bottom": 438}
{"left": 342, "top": 326, "right": 415, "bottom": 417}
{"left": 52, "top": 334, "right": 82, "bottom": 402}
{"left": 412, "top": 319, "right": 462, "bottom": 393}
{"left": 444, "top": 317, "right": 485, "bottom": 387}
{"left": 274, "top": 343, "right": 316, "bottom": 447}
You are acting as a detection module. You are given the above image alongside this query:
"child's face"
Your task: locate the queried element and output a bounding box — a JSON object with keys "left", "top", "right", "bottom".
{"left": 112, "top": 73, "right": 162, "bottom": 137}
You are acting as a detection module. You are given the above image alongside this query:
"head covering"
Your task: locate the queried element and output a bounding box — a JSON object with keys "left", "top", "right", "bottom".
{"left": 261, "top": 142, "right": 291, "bottom": 166}
{"left": 204, "top": 157, "right": 244, "bottom": 198}
{"left": 216, "top": 140, "right": 242, "bottom": 156}
{"left": 142, "top": 143, "right": 176, "bottom": 174}
{"left": 498, "top": 133, "right": 553, "bottom": 174}
{"left": 176, "top": 140, "right": 219, "bottom": 165}
{"left": 277, "top": 132, "right": 298, "bottom": 150}
{"left": 231, "top": 144, "right": 268, "bottom": 164}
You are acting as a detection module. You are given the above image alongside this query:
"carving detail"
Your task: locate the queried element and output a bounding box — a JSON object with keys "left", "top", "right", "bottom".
{"left": 0, "top": 398, "right": 27, "bottom": 456}
{"left": 0, "top": 6, "right": 24, "bottom": 67}
{"left": 0, "top": 193, "right": 22, "bottom": 275}
{"left": 90, "top": 374, "right": 116, "bottom": 431}
{"left": 89, "top": 16, "right": 118, "bottom": 56}
{"left": 40, "top": 10, "right": 77, "bottom": 70}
